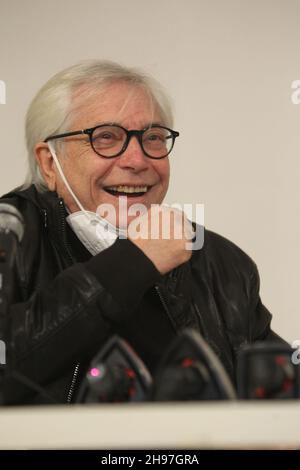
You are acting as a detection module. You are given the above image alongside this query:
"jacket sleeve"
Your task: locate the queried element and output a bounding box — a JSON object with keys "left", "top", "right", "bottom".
{"left": 6, "top": 238, "right": 161, "bottom": 403}
{"left": 247, "top": 262, "right": 288, "bottom": 345}
{"left": 205, "top": 230, "right": 287, "bottom": 352}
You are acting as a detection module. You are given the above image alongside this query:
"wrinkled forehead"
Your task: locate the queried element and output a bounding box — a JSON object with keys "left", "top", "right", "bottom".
{"left": 68, "top": 81, "right": 163, "bottom": 129}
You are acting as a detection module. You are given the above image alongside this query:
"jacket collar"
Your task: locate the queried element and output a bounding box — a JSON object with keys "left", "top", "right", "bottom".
{"left": 4, "top": 185, "right": 75, "bottom": 263}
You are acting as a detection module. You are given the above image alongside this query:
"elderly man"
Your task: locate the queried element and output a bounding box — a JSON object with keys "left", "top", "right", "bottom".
{"left": 1, "top": 60, "right": 282, "bottom": 404}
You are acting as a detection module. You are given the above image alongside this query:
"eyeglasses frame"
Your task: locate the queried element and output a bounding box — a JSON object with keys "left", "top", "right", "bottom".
{"left": 44, "top": 123, "right": 179, "bottom": 160}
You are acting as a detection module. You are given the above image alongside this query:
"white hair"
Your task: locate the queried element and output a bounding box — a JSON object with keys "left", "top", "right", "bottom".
{"left": 23, "top": 60, "right": 174, "bottom": 192}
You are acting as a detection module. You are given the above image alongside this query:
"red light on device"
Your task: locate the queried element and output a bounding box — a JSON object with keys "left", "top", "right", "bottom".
{"left": 275, "top": 356, "right": 287, "bottom": 366}
{"left": 182, "top": 358, "right": 194, "bottom": 368}
{"left": 254, "top": 387, "right": 266, "bottom": 398}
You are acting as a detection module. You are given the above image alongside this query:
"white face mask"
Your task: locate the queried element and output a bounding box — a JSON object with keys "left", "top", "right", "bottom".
{"left": 47, "top": 142, "right": 125, "bottom": 255}
{"left": 66, "top": 210, "right": 119, "bottom": 256}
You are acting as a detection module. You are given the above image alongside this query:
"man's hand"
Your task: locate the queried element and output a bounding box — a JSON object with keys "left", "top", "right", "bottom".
{"left": 128, "top": 205, "right": 194, "bottom": 275}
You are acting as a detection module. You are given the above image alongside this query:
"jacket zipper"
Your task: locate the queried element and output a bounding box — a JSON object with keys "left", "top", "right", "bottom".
{"left": 58, "top": 200, "right": 75, "bottom": 265}
{"left": 155, "top": 285, "right": 177, "bottom": 334}
{"left": 66, "top": 363, "right": 81, "bottom": 403}
{"left": 58, "top": 199, "right": 80, "bottom": 402}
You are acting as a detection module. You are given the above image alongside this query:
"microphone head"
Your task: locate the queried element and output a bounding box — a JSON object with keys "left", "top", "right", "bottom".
{"left": 76, "top": 336, "right": 153, "bottom": 403}
{"left": 0, "top": 203, "right": 24, "bottom": 242}
{"left": 151, "top": 329, "right": 237, "bottom": 401}
{"left": 237, "top": 342, "right": 300, "bottom": 399}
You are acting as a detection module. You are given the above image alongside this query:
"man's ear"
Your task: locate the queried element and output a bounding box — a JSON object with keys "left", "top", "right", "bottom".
{"left": 35, "top": 143, "right": 57, "bottom": 191}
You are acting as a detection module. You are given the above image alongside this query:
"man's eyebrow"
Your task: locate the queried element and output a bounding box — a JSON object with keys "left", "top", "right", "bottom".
{"left": 90, "top": 121, "right": 165, "bottom": 129}
{"left": 89, "top": 121, "right": 117, "bottom": 127}
{"left": 146, "top": 121, "right": 165, "bottom": 128}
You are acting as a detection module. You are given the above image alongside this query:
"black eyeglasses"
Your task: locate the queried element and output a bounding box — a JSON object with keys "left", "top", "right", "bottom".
{"left": 44, "top": 124, "right": 179, "bottom": 159}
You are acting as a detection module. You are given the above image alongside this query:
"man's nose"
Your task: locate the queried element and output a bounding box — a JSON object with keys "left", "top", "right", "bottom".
{"left": 117, "top": 135, "right": 149, "bottom": 172}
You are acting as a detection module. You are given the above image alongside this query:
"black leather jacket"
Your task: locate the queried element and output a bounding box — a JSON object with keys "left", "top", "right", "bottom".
{"left": 0, "top": 185, "right": 279, "bottom": 404}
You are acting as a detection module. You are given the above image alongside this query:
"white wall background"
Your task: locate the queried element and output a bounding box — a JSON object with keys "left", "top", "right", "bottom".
{"left": 0, "top": 0, "right": 300, "bottom": 342}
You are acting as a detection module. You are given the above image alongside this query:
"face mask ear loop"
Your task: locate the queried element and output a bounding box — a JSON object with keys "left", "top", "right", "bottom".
{"left": 47, "top": 141, "right": 92, "bottom": 223}
{"left": 47, "top": 141, "right": 123, "bottom": 234}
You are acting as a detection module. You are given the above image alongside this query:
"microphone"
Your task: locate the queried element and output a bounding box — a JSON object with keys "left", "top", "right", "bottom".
{"left": 0, "top": 203, "right": 24, "bottom": 404}
{"left": 77, "top": 336, "right": 153, "bottom": 403}
{"left": 151, "top": 329, "right": 237, "bottom": 401}
{"left": 237, "top": 342, "right": 300, "bottom": 399}
{"left": 0, "top": 202, "right": 24, "bottom": 304}
{"left": 0, "top": 203, "right": 24, "bottom": 295}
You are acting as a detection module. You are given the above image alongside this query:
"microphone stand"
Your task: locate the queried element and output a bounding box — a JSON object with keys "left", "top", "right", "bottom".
{"left": 0, "top": 298, "right": 8, "bottom": 405}
{"left": 0, "top": 236, "right": 13, "bottom": 405}
{"left": 0, "top": 205, "right": 24, "bottom": 405}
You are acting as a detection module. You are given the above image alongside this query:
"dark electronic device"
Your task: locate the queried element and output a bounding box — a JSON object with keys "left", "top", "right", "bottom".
{"left": 237, "top": 342, "right": 300, "bottom": 399}
{"left": 151, "top": 329, "right": 237, "bottom": 401}
{"left": 77, "top": 336, "right": 152, "bottom": 403}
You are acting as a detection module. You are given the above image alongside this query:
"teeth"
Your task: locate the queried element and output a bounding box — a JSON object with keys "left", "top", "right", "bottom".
{"left": 107, "top": 185, "right": 148, "bottom": 193}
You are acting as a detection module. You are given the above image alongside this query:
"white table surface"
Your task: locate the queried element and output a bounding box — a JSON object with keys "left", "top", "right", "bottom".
{"left": 0, "top": 401, "right": 300, "bottom": 449}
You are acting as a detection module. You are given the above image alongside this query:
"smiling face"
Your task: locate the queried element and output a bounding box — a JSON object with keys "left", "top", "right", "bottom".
{"left": 45, "top": 81, "right": 170, "bottom": 227}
